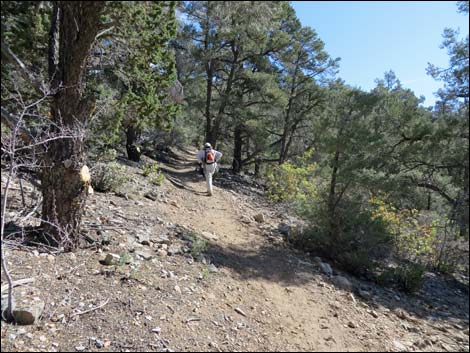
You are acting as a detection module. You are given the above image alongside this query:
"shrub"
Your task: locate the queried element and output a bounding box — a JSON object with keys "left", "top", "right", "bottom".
{"left": 298, "top": 194, "right": 394, "bottom": 275}
{"left": 142, "top": 163, "right": 165, "bottom": 186}
{"left": 378, "top": 263, "right": 425, "bottom": 293}
{"left": 91, "top": 162, "right": 130, "bottom": 192}
{"left": 265, "top": 149, "right": 318, "bottom": 205}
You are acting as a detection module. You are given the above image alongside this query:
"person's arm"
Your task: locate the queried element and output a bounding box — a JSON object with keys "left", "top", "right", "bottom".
{"left": 214, "top": 150, "right": 223, "bottom": 162}
{"left": 196, "top": 151, "right": 203, "bottom": 164}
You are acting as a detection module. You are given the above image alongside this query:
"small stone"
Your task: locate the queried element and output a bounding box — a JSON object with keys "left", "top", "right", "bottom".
{"left": 332, "top": 276, "right": 353, "bottom": 291}
{"left": 208, "top": 264, "right": 218, "bottom": 273}
{"left": 152, "top": 327, "right": 161, "bottom": 334}
{"left": 135, "top": 249, "right": 154, "bottom": 261}
{"left": 157, "top": 249, "right": 168, "bottom": 257}
{"left": 39, "top": 335, "right": 47, "bottom": 342}
{"left": 170, "top": 200, "right": 179, "bottom": 207}
{"left": 254, "top": 213, "right": 265, "bottom": 223}
{"left": 201, "top": 231, "right": 218, "bottom": 241}
{"left": 47, "top": 255, "right": 55, "bottom": 263}
{"left": 101, "top": 253, "right": 120, "bottom": 266}
{"left": 369, "top": 310, "right": 379, "bottom": 318}
{"left": 347, "top": 321, "right": 357, "bottom": 328}
{"left": 358, "top": 289, "right": 371, "bottom": 299}
{"left": 319, "top": 262, "right": 333, "bottom": 277}
{"left": 75, "top": 345, "right": 86, "bottom": 351}
{"left": 95, "top": 339, "right": 104, "bottom": 348}
{"left": 241, "top": 215, "right": 251, "bottom": 224}
{"left": 393, "top": 340, "right": 406, "bottom": 351}
{"left": 174, "top": 285, "right": 182, "bottom": 294}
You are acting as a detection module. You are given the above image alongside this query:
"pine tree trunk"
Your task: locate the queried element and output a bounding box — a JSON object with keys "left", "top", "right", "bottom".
{"left": 41, "top": 2, "right": 105, "bottom": 251}
{"left": 126, "top": 126, "right": 141, "bottom": 162}
{"left": 232, "top": 124, "right": 243, "bottom": 174}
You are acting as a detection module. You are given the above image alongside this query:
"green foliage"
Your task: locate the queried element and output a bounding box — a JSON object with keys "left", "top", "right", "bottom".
{"left": 266, "top": 149, "right": 318, "bottom": 204}
{"left": 183, "top": 231, "right": 209, "bottom": 261}
{"left": 91, "top": 162, "right": 130, "bottom": 193}
{"left": 142, "top": 163, "right": 165, "bottom": 186}
{"left": 378, "top": 264, "right": 426, "bottom": 293}
{"left": 299, "top": 193, "right": 394, "bottom": 275}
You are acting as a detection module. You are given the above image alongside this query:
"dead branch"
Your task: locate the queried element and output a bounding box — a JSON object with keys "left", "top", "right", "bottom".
{"left": 70, "top": 298, "right": 110, "bottom": 317}
{"left": 1, "top": 278, "right": 35, "bottom": 293}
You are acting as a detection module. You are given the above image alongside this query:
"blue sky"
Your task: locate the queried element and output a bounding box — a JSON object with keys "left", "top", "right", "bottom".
{"left": 291, "top": 1, "right": 469, "bottom": 106}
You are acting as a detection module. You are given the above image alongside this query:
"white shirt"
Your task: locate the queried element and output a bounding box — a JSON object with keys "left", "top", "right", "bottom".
{"left": 196, "top": 149, "right": 222, "bottom": 164}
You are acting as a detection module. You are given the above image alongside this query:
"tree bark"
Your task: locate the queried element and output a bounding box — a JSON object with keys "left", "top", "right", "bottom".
{"left": 126, "top": 125, "right": 141, "bottom": 162}
{"left": 41, "top": 1, "right": 105, "bottom": 250}
{"left": 232, "top": 124, "right": 243, "bottom": 174}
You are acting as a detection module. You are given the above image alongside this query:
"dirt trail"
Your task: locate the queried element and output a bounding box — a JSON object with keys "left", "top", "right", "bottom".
{"left": 154, "top": 147, "right": 389, "bottom": 352}
{"left": 1, "top": 146, "right": 468, "bottom": 352}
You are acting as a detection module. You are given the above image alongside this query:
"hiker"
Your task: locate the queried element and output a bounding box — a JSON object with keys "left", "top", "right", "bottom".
{"left": 196, "top": 142, "right": 222, "bottom": 196}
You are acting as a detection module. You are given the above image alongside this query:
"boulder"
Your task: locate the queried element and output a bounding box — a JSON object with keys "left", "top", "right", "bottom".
{"left": 332, "top": 276, "right": 353, "bottom": 291}
{"left": 319, "top": 262, "right": 333, "bottom": 277}
{"left": 1, "top": 287, "right": 44, "bottom": 325}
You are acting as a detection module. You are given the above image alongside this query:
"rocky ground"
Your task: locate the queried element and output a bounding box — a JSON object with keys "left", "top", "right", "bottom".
{"left": 1, "top": 146, "right": 469, "bottom": 352}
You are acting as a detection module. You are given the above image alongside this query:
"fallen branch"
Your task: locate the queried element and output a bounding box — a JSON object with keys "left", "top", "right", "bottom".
{"left": 1, "top": 277, "right": 35, "bottom": 293}
{"left": 70, "top": 299, "right": 110, "bottom": 317}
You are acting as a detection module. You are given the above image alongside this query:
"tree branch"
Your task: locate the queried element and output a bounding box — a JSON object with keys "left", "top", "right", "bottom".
{"left": 1, "top": 41, "right": 46, "bottom": 95}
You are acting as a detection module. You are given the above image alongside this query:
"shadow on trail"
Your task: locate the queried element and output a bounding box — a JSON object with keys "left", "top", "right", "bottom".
{"left": 204, "top": 239, "right": 470, "bottom": 328}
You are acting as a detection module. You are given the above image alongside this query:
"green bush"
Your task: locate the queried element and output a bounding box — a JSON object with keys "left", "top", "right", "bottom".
{"left": 298, "top": 194, "right": 394, "bottom": 275}
{"left": 182, "top": 230, "right": 209, "bottom": 261}
{"left": 265, "top": 149, "right": 317, "bottom": 205}
{"left": 91, "top": 162, "right": 130, "bottom": 192}
{"left": 378, "top": 263, "right": 425, "bottom": 293}
{"left": 142, "top": 163, "right": 165, "bottom": 186}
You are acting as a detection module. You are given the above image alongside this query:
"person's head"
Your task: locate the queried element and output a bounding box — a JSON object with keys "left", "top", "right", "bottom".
{"left": 204, "top": 142, "right": 212, "bottom": 149}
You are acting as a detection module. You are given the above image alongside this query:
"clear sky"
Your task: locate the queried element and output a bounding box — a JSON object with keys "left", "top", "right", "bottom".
{"left": 291, "top": 1, "right": 469, "bottom": 107}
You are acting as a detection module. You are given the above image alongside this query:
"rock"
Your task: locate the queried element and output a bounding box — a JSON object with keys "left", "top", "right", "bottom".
{"left": 154, "top": 235, "right": 171, "bottom": 245}
{"left": 152, "top": 327, "right": 161, "bottom": 334}
{"left": 254, "top": 213, "right": 265, "bottom": 223}
{"left": 208, "top": 264, "right": 218, "bottom": 273}
{"left": 201, "top": 231, "right": 218, "bottom": 241}
{"left": 241, "top": 215, "right": 251, "bottom": 224}
{"left": 357, "top": 289, "right": 372, "bottom": 299}
{"left": 168, "top": 245, "right": 182, "bottom": 256}
{"left": 100, "top": 233, "right": 111, "bottom": 246}
{"left": 313, "top": 256, "right": 322, "bottom": 264}
{"left": 75, "top": 345, "right": 86, "bottom": 351}
{"left": 157, "top": 249, "right": 168, "bottom": 257}
{"left": 144, "top": 191, "right": 158, "bottom": 201}
{"left": 393, "top": 340, "right": 406, "bottom": 351}
{"left": 319, "top": 262, "right": 333, "bottom": 277}
{"left": 347, "top": 321, "right": 357, "bottom": 328}
{"left": 135, "top": 249, "right": 154, "bottom": 261}
{"left": 278, "top": 223, "right": 291, "bottom": 236}
{"left": 174, "top": 285, "right": 182, "bottom": 294}
{"left": 137, "top": 233, "right": 151, "bottom": 246}
{"left": 1, "top": 287, "right": 45, "bottom": 325}
{"left": 368, "top": 310, "right": 379, "bottom": 318}
{"left": 100, "top": 253, "right": 121, "bottom": 266}
{"left": 332, "top": 276, "right": 353, "bottom": 291}
{"left": 95, "top": 339, "right": 104, "bottom": 348}
{"left": 170, "top": 200, "right": 179, "bottom": 208}
{"left": 47, "top": 255, "right": 55, "bottom": 263}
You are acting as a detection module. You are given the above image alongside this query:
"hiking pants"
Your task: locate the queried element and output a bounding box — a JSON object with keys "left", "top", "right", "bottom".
{"left": 204, "top": 162, "right": 217, "bottom": 195}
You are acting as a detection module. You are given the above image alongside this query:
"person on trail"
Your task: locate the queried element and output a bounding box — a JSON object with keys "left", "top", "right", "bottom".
{"left": 196, "top": 142, "right": 222, "bottom": 196}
